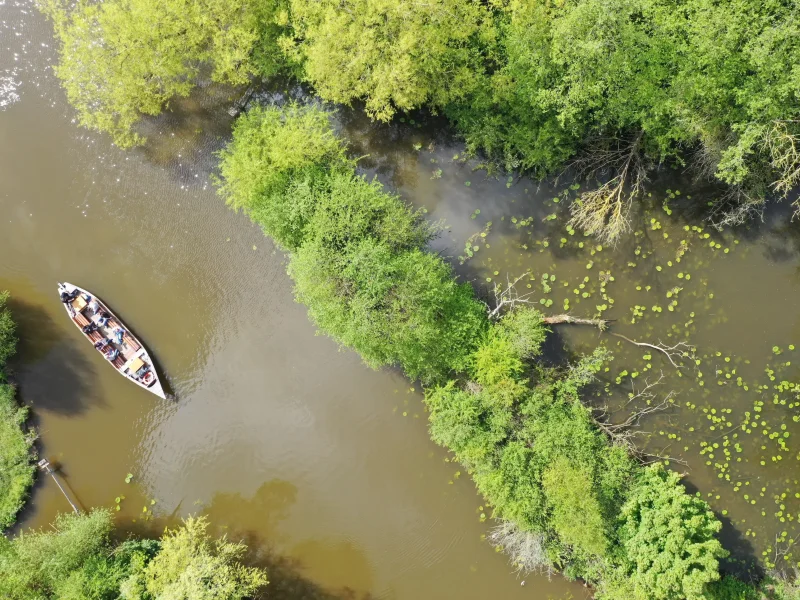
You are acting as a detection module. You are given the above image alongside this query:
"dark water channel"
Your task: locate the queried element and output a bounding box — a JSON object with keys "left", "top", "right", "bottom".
{"left": 3, "top": 1, "right": 800, "bottom": 596}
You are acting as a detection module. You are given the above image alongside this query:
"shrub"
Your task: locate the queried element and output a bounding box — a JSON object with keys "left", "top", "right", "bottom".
{"left": 612, "top": 465, "right": 727, "bottom": 600}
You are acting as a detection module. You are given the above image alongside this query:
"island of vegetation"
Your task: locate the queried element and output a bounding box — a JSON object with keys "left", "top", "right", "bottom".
{"left": 29, "top": 0, "right": 800, "bottom": 598}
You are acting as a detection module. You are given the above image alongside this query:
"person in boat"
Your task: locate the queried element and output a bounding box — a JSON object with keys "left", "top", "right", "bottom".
{"left": 112, "top": 326, "right": 125, "bottom": 344}
{"left": 82, "top": 322, "right": 98, "bottom": 334}
{"left": 105, "top": 347, "right": 120, "bottom": 361}
{"left": 97, "top": 311, "right": 111, "bottom": 327}
{"left": 94, "top": 338, "right": 110, "bottom": 350}
{"left": 60, "top": 291, "right": 71, "bottom": 303}
{"left": 88, "top": 298, "right": 100, "bottom": 313}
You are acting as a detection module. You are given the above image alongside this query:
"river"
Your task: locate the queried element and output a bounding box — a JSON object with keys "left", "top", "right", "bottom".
{"left": 2, "top": 1, "right": 800, "bottom": 597}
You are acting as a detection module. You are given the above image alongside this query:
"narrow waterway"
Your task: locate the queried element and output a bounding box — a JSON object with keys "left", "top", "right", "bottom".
{"left": 3, "top": 1, "right": 800, "bottom": 596}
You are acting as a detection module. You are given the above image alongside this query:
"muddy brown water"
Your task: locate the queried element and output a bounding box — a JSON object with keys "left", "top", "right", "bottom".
{"left": 3, "top": 2, "right": 800, "bottom": 596}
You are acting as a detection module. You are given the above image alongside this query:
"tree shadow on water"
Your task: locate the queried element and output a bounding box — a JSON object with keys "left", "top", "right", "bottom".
{"left": 117, "top": 480, "right": 377, "bottom": 600}
{"left": 9, "top": 299, "right": 102, "bottom": 416}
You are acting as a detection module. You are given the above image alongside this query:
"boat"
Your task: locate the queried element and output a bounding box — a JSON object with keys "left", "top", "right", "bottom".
{"left": 57, "top": 282, "right": 167, "bottom": 399}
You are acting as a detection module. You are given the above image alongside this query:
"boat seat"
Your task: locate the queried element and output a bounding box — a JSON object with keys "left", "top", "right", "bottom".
{"left": 123, "top": 334, "right": 141, "bottom": 351}
{"left": 88, "top": 331, "right": 103, "bottom": 344}
{"left": 112, "top": 355, "right": 126, "bottom": 369}
{"left": 74, "top": 313, "right": 90, "bottom": 327}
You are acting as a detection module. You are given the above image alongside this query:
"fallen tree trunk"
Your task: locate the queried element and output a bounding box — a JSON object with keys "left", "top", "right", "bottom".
{"left": 543, "top": 314, "right": 612, "bottom": 329}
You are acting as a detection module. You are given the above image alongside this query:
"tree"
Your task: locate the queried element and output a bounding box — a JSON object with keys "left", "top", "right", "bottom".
{"left": 610, "top": 465, "right": 727, "bottom": 600}
{"left": 0, "top": 509, "right": 115, "bottom": 599}
{"left": 285, "top": 0, "right": 492, "bottom": 120}
{"left": 124, "top": 516, "right": 267, "bottom": 600}
{"left": 42, "top": 0, "right": 287, "bottom": 147}
{"left": 542, "top": 457, "right": 608, "bottom": 557}
{"left": 216, "top": 103, "right": 349, "bottom": 250}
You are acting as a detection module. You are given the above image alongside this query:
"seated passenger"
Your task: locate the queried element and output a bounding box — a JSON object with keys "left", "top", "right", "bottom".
{"left": 113, "top": 327, "right": 125, "bottom": 344}
{"left": 106, "top": 348, "right": 120, "bottom": 361}
{"left": 88, "top": 299, "right": 100, "bottom": 313}
{"left": 97, "top": 312, "right": 111, "bottom": 327}
{"left": 60, "top": 291, "right": 71, "bottom": 303}
{"left": 82, "top": 323, "right": 98, "bottom": 334}
{"left": 94, "top": 338, "right": 110, "bottom": 350}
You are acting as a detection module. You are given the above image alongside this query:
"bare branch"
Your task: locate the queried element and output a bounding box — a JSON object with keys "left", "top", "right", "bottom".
{"left": 612, "top": 333, "right": 695, "bottom": 370}
{"left": 567, "top": 132, "right": 648, "bottom": 245}
{"left": 543, "top": 314, "right": 612, "bottom": 329}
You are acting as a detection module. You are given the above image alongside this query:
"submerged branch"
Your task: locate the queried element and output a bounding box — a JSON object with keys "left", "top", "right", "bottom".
{"left": 543, "top": 314, "right": 612, "bottom": 329}
{"left": 611, "top": 333, "right": 695, "bottom": 370}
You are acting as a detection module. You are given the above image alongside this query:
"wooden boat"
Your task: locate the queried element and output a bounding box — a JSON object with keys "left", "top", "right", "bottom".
{"left": 57, "top": 282, "right": 167, "bottom": 399}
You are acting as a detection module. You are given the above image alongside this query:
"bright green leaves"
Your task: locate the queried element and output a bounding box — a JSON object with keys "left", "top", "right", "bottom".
{"left": 216, "top": 103, "right": 349, "bottom": 249}
{"left": 137, "top": 516, "right": 267, "bottom": 600}
{"left": 285, "top": 0, "right": 491, "bottom": 120}
{"left": 613, "top": 465, "right": 727, "bottom": 600}
{"left": 543, "top": 457, "right": 608, "bottom": 558}
{"left": 0, "top": 291, "right": 15, "bottom": 373}
{"left": 42, "top": 0, "right": 287, "bottom": 147}
{"left": 0, "top": 293, "right": 33, "bottom": 532}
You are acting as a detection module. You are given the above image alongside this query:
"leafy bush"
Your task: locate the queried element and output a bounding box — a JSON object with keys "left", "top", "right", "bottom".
{"left": 610, "top": 465, "right": 727, "bottom": 600}
{"left": 0, "top": 291, "right": 15, "bottom": 373}
{"left": 0, "top": 384, "right": 35, "bottom": 531}
{"left": 125, "top": 516, "right": 267, "bottom": 600}
{"left": 0, "top": 292, "right": 34, "bottom": 531}
{"left": 542, "top": 457, "right": 608, "bottom": 558}
{"left": 42, "top": 0, "right": 288, "bottom": 147}
{"left": 0, "top": 511, "right": 266, "bottom": 600}
{"left": 291, "top": 235, "right": 486, "bottom": 383}
{"left": 284, "top": 0, "right": 492, "bottom": 121}
{"left": 217, "top": 103, "right": 350, "bottom": 249}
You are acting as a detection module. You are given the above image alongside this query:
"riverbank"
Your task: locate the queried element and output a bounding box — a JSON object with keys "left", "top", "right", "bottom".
{"left": 0, "top": 291, "right": 36, "bottom": 530}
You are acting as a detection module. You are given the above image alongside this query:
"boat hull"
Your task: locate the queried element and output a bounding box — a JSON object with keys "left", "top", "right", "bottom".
{"left": 57, "top": 282, "right": 167, "bottom": 400}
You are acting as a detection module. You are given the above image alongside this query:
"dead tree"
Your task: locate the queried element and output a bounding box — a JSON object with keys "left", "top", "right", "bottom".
{"left": 594, "top": 372, "right": 686, "bottom": 465}
{"left": 611, "top": 333, "right": 695, "bottom": 370}
{"left": 487, "top": 273, "right": 611, "bottom": 328}
{"left": 567, "top": 131, "right": 648, "bottom": 245}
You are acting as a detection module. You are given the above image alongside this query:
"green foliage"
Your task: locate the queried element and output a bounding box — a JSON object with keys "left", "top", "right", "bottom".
{"left": 216, "top": 103, "right": 349, "bottom": 249}
{"left": 0, "top": 509, "right": 114, "bottom": 599}
{"left": 130, "top": 516, "right": 267, "bottom": 600}
{"left": 472, "top": 307, "right": 547, "bottom": 388}
{"left": 285, "top": 0, "right": 493, "bottom": 121}
{"left": 0, "top": 291, "right": 15, "bottom": 374}
{"left": 0, "top": 510, "right": 264, "bottom": 600}
{"left": 611, "top": 465, "right": 727, "bottom": 600}
{"left": 0, "top": 293, "right": 34, "bottom": 532}
{"left": 706, "top": 576, "right": 760, "bottom": 600}
{"left": 291, "top": 232, "right": 487, "bottom": 383}
{"left": 542, "top": 457, "right": 608, "bottom": 558}
{"left": 0, "top": 384, "right": 35, "bottom": 531}
{"left": 42, "top": 0, "right": 288, "bottom": 147}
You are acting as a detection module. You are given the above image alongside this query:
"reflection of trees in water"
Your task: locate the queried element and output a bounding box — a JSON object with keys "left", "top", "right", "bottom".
{"left": 4, "top": 294, "right": 100, "bottom": 417}
{"left": 201, "top": 480, "right": 375, "bottom": 600}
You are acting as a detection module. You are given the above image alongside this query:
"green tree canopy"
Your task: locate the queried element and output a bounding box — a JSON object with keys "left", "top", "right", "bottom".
{"left": 285, "top": 0, "right": 493, "bottom": 120}
{"left": 216, "top": 103, "right": 349, "bottom": 249}
{"left": 610, "top": 465, "right": 727, "bottom": 600}
{"left": 290, "top": 173, "right": 487, "bottom": 383}
{"left": 42, "top": 0, "right": 287, "bottom": 147}
{"left": 124, "top": 516, "right": 267, "bottom": 600}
